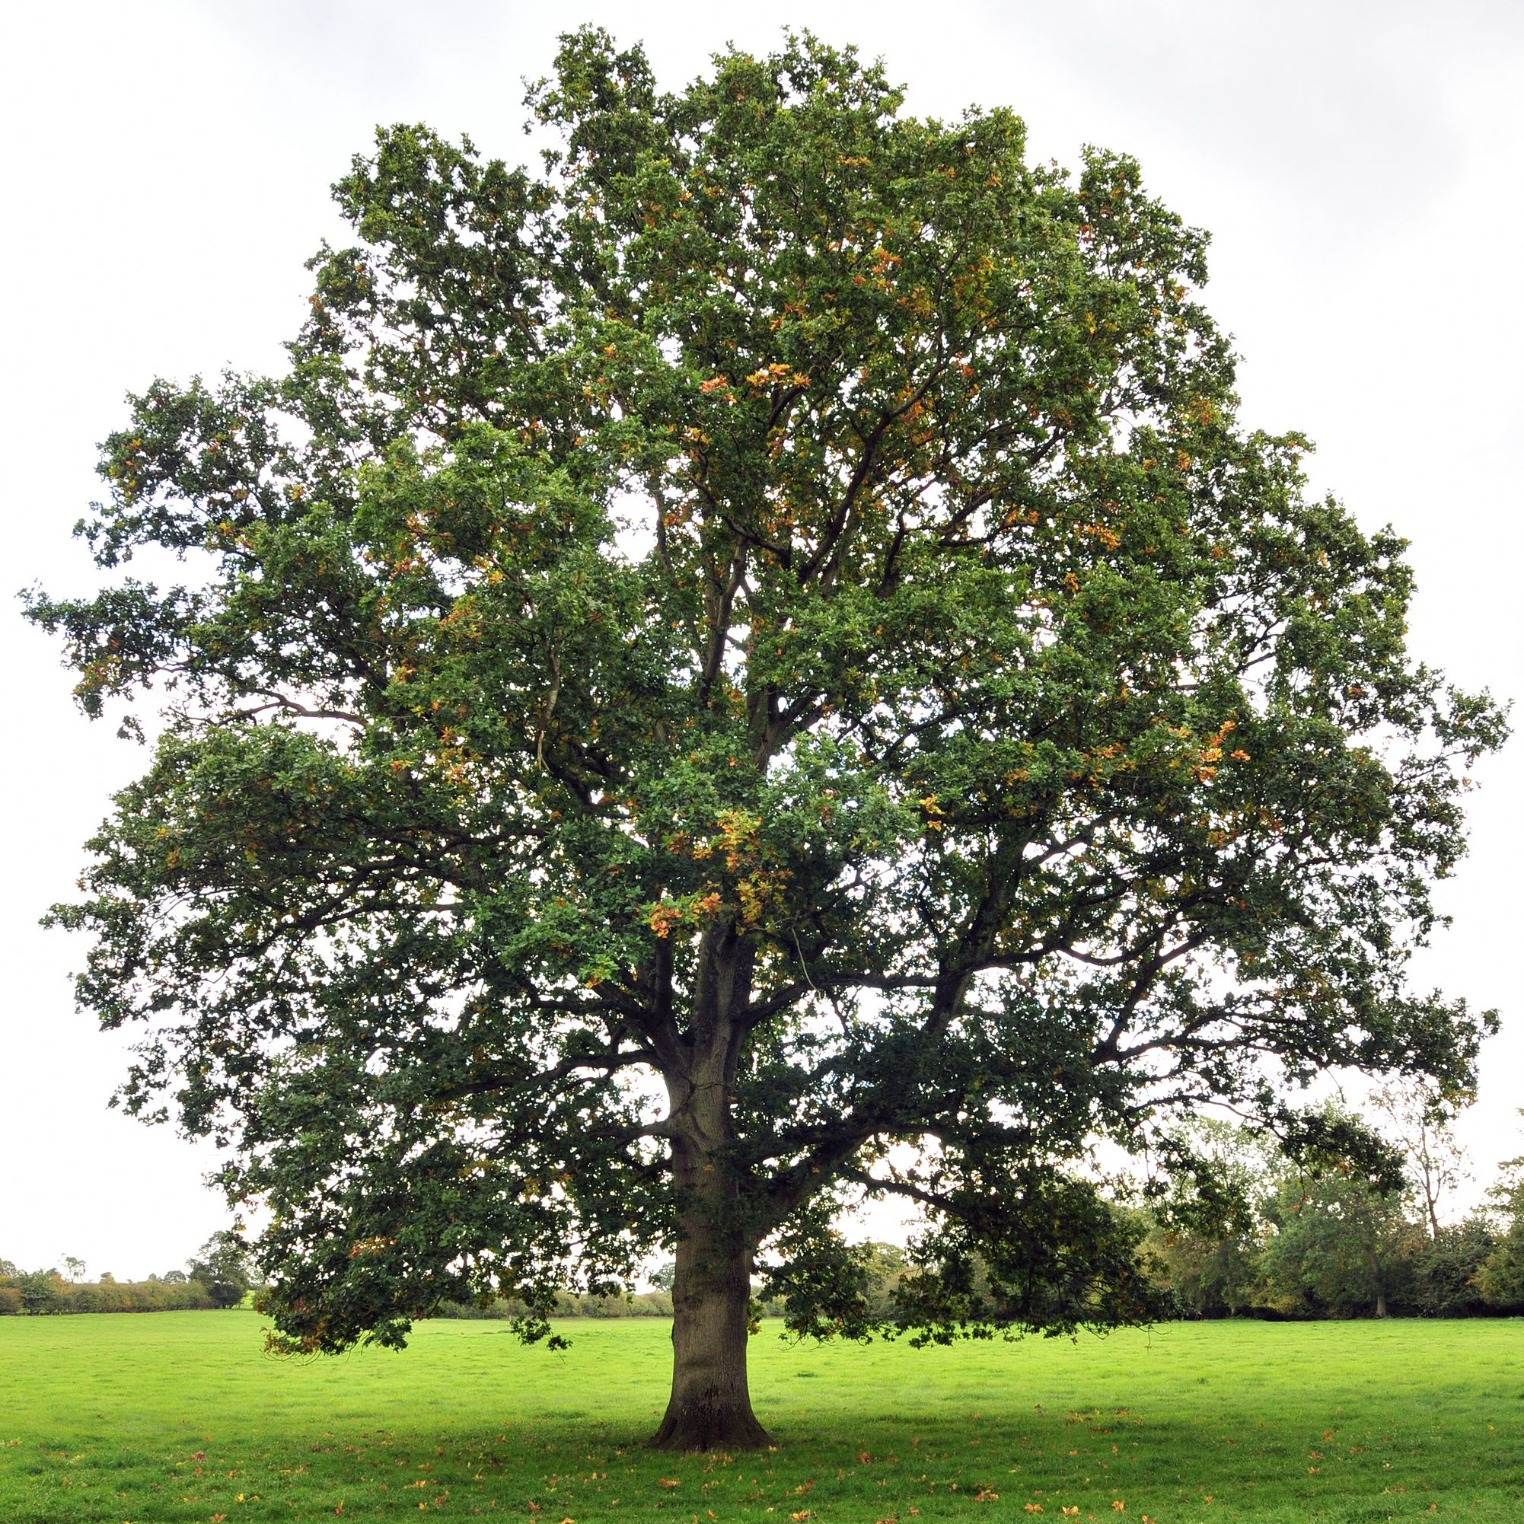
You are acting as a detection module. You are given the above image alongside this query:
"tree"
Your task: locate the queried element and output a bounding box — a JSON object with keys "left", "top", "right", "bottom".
{"left": 188, "top": 1230, "right": 254, "bottom": 1308}
{"left": 16, "top": 1270, "right": 66, "bottom": 1315}
{"left": 1409, "top": 1216, "right": 1495, "bottom": 1316}
{"left": 1368, "top": 1080, "right": 1471, "bottom": 1239}
{"left": 26, "top": 30, "right": 1502, "bottom": 1448}
{"left": 1259, "top": 1161, "right": 1419, "bottom": 1318}
{"left": 1476, "top": 1124, "right": 1524, "bottom": 1309}
{"left": 1140, "top": 1120, "right": 1277, "bottom": 1317}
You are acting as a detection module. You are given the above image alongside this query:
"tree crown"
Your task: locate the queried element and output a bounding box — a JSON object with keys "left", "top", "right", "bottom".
{"left": 26, "top": 27, "right": 1504, "bottom": 1354}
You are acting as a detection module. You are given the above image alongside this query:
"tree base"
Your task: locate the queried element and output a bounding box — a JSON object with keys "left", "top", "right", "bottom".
{"left": 648, "top": 1399, "right": 774, "bottom": 1452}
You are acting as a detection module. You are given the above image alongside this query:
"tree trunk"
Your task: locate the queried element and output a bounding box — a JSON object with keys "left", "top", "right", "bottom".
{"left": 648, "top": 919, "right": 772, "bottom": 1451}
{"left": 649, "top": 1212, "right": 772, "bottom": 1451}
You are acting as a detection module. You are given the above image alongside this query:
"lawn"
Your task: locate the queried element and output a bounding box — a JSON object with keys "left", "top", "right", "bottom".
{"left": 2, "top": 1312, "right": 1521, "bottom": 1522}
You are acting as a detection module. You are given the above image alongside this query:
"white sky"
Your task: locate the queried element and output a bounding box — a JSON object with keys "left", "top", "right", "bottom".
{"left": 2, "top": 0, "right": 1520, "bottom": 1278}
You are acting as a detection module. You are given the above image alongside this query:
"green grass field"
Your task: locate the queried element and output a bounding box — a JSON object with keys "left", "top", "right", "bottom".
{"left": 2, "top": 1313, "right": 1521, "bottom": 1523}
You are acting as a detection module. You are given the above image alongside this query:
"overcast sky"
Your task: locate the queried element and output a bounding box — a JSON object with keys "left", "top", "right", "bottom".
{"left": 2, "top": 0, "right": 1520, "bottom": 1279}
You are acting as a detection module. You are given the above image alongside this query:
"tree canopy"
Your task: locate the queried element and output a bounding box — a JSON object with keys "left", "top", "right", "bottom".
{"left": 188, "top": 1230, "right": 256, "bottom": 1309}
{"left": 27, "top": 29, "right": 1503, "bottom": 1448}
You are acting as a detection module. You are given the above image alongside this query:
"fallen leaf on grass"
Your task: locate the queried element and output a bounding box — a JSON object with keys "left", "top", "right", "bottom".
{"left": 657, "top": 1477, "right": 680, "bottom": 1488}
{"left": 1112, "top": 1504, "right": 1126, "bottom": 1513}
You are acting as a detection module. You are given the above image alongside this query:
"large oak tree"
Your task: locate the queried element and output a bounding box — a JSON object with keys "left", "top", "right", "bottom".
{"left": 29, "top": 30, "right": 1503, "bottom": 1449}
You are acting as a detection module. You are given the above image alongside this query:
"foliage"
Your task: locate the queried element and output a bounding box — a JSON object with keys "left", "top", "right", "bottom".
{"left": 1256, "top": 1166, "right": 1420, "bottom": 1318}
{"left": 0, "top": 1238, "right": 251, "bottom": 1316}
{"left": 14, "top": 1270, "right": 67, "bottom": 1315}
{"left": 0, "top": 1264, "right": 217, "bottom": 1314}
{"left": 1142, "top": 1217, "right": 1263, "bottom": 1317}
{"left": 1135, "top": 1106, "right": 1521, "bottom": 1320}
{"left": 188, "top": 1229, "right": 256, "bottom": 1308}
{"left": 1408, "top": 1216, "right": 1496, "bottom": 1316}
{"left": 1476, "top": 1226, "right": 1524, "bottom": 1308}
{"left": 64, "top": 1277, "right": 218, "bottom": 1313}
{"left": 24, "top": 27, "right": 1504, "bottom": 1426}
{"left": 1367, "top": 1080, "right": 1471, "bottom": 1238}
{"left": 1475, "top": 1141, "right": 1524, "bottom": 1309}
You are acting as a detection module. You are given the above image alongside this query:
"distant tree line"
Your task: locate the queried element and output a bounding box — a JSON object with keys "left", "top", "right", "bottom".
{"left": 439, "top": 1101, "right": 1524, "bottom": 1330}
{"left": 8, "top": 1101, "right": 1522, "bottom": 1327}
{"left": 1137, "top": 1107, "right": 1524, "bottom": 1320}
{"left": 0, "top": 1231, "right": 254, "bottom": 1315}
{"left": 814, "top": 1103, "right": 1524, "bottom": 1329}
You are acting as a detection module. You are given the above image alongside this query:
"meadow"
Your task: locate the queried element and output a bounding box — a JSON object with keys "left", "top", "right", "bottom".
{"left": 2, "top": 1313, "right": 1521, "bottom": 1523}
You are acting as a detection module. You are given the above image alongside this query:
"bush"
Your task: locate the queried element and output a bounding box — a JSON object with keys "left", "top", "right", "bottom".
{"left": 0, "top": 1268, "right": 222, "bottom": 1315}
{"left": 1409, "top": 1219, "right": 1496, "bottom": 1316}
{"left": 17, "top": 1271, "right": 67, "bottom": 1314}
{"left": 1476, "top": 1223, "right": 1524, "bottom": 1311}
{"left": 69, "top": 1278, "right": 217, "bottom": 1313}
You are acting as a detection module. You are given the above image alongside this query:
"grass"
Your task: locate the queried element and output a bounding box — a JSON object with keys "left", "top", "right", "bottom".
{"left": 2, "top": 1313, "right": 1522, "bottom": 1522}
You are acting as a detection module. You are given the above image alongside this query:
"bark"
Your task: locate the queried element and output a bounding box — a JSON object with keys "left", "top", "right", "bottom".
{"left": 649, "top": 921, "right": 772, "bottom": 1451}
{"left": 649, "top": 1191, "right": 772, "bottom": 1451}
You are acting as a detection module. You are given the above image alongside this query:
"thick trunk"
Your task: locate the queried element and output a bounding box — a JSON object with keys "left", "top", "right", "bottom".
{"left": 648, "top": 920, "right": 771, "bottom": 1450}
{"left": 649, "top": 1213, "right": 771, "bottom": 1451}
